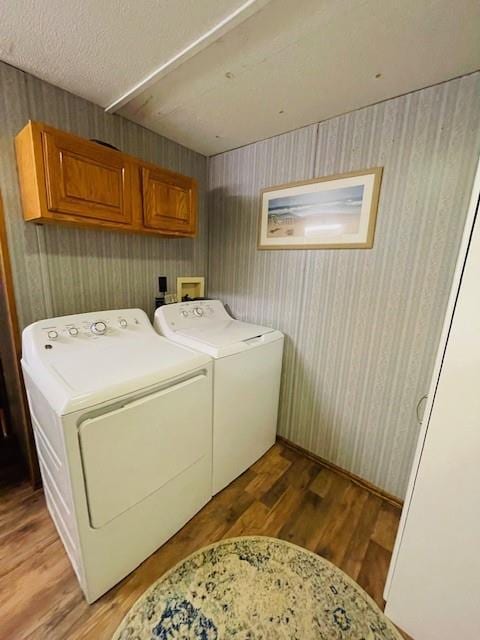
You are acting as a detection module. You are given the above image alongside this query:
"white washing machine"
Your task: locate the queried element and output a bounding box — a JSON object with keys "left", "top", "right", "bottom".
{"left": 154, "top": 300, "right": 284, "bottom": 494}
{"left": 22, "top": 308, "right": 213, "bottom": 603}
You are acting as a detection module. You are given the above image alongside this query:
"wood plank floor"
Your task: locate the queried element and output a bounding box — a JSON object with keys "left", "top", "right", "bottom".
{"left": 0, "top": 441, "right": 410, "bottom": 639}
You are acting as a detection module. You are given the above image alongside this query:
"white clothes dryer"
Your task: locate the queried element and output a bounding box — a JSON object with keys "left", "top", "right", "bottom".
{"left": 154, "top": 300, "right": 284, "bottom": 494}
{"left": 22, "top": 308, "right": 213, "bottom": 602}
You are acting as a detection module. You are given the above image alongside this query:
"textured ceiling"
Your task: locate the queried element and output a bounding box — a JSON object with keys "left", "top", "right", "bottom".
{"left": 1, "top": 0, "right": 479, "bottom": 156}
{"left": 0, "top": 0, "right": 262, "bottom": 106}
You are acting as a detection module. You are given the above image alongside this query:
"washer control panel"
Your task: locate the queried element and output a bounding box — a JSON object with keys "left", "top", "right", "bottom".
{"left": 157, "top": 300, "right": 230, "bottom": 332}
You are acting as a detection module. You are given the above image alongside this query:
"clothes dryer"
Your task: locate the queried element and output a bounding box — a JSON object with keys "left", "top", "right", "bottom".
{"left": 22, "top": 309, "right": 213, "bottom": 602}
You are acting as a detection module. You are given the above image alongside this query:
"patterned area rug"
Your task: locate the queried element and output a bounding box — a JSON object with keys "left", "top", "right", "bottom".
{"left": 113, "top": 536, "right": 402, "bottom": 639}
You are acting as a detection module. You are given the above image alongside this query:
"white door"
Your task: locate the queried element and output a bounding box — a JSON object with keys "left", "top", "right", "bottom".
{"left": 384, "top": 197, "right": 480, "bottom": 638}
{"left": 79, "top": 370, "right": 212, "bottom": 528}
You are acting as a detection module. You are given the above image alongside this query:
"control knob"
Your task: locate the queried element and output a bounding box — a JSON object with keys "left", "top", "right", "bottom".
{"left": 119, "top": 318, "right": 128, "bottom": 328}
{"left": 68, "top": 327, "right": 79, "bottom": 337}
{"left": 181, "top": 310, "right": 189, "bottom": 318}
{"left": 193, "top": 307, "right": 204, "bottom": 317}
{"left": 91, "top": 321, "right": 107, "bottom": 335}
{"left": 47, "top": 330, "right": 58, "bottom": 340}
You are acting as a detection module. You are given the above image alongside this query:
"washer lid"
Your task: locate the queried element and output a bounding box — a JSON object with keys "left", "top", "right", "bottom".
{"left": 154, "top": 300, "right": 283, "bottom": 357}
{"left": 176, "top": 319, "right": 274, "bottom": 348}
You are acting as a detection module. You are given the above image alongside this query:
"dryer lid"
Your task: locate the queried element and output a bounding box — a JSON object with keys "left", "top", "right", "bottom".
{"left": 51, "top": 337, "right": 206, "bottom": 393}
{"left": 21, "top": 309, "right": 211, "bottom": 414}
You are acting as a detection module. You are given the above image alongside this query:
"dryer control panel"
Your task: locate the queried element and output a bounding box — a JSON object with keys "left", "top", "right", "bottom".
{"left": 22, "top": 308, "right": 155, "bottom": 364}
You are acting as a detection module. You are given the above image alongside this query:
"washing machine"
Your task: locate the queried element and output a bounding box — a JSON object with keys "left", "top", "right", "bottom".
{"left": 154, "top": 300, "right": 284, "bottom": 494}
{"left": 21, "top": 308, "right": 213, "bottom": 603}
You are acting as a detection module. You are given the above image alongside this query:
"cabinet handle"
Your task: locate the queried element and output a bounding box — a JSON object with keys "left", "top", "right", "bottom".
{"left": 416, "top": 395, "right": 428, "bottom": 425}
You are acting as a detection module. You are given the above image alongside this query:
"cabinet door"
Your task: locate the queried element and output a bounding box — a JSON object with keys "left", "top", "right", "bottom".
{"left": 142, "top": 166, "right": 197, "bottom": 235}
{"left": 42, "top": 130, "right": 132, "bottom": 224}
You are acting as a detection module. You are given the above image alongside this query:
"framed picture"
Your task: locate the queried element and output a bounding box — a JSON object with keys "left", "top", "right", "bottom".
{"left": 258, "top": 167, "right": 383, "bottom": 250}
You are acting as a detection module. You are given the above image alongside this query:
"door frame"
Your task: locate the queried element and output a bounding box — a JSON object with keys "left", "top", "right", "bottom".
{"left": 0, "top": 192, "right": 39, "bottom": 486}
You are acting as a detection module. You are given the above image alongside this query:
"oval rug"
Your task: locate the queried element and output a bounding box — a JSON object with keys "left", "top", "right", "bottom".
{"left": 113, "top": 536, "right": 403, "bottom": 639}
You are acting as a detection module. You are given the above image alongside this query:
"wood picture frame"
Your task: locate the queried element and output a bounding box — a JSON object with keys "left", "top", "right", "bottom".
{"left": 258, "top": 167, "right": 383, "bottom": 250}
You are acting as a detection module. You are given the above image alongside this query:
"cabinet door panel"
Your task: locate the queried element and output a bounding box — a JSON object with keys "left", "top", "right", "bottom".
{"left": 42, "top": 131, "right": 132, "bottom": 224}
{"left": 142, "top": 167, "right": 196, "bottom": 234}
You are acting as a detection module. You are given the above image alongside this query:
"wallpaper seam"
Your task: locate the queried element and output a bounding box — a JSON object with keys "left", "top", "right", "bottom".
{"left": 34, "top": 225, "right": 54, "bottom": 318}
{"left": 288, "top": 123, "right": 319, "bottom": 441}
{"left": 310, "top": 123, "right": 320, "bottom": 179}
{"left": 206, "top": 156, "right": 212, "bottom": 297}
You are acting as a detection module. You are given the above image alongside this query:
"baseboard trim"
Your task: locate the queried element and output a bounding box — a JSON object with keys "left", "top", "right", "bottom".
{"left": 276, "top": 436, "right": 403, "bottom": 510}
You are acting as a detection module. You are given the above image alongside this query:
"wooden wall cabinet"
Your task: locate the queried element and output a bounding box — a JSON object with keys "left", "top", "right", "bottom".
{"left": 142, "top": 166, "right": 197, "bottom": 235}
{"left": 15, "top": 121, "right": 197, "bottom": 238}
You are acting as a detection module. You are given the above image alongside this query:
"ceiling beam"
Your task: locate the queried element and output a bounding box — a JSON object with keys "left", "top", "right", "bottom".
{"left": 105, "top": 0, "right": 271, "bottom": 114}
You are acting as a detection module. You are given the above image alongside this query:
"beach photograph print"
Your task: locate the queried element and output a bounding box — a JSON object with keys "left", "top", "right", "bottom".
{"left": 258, "top": 168, "right": 382, "bottom": 249}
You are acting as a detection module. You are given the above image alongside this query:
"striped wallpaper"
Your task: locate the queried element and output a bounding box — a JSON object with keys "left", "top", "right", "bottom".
{"left": 0, "top": 61, "right": 208, "bottom": 330}
{"left": 208, "top": 72, "right": 480, "bottom": 498}
{"left": 1, "top": 59, "right": 479, "bottom": 498}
